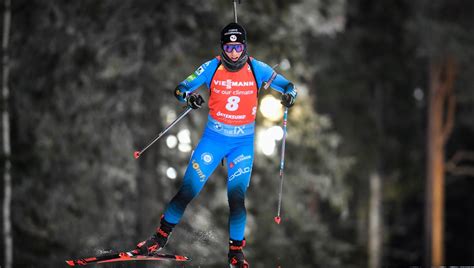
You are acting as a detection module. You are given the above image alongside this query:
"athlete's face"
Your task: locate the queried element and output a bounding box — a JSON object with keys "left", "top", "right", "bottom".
{"left": 223, "top": 42, "right": 244, "bottom": 62}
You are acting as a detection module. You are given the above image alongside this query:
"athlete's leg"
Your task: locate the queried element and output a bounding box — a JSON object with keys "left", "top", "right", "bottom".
{"left": 137, "top": 130, "right": 228, "bottom": 254}
{"left": 164, "top": 132, "right": 227, "bottom": 224}
{"left": 226, "top": 141, "right": 254, "bottom": 241}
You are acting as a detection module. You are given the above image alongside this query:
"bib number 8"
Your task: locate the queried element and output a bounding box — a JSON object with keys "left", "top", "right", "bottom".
{"left": 225, "top": 96, "right": 240, "bottom": 111}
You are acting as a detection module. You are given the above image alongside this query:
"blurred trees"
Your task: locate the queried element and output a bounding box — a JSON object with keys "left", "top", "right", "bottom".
{"left": 1, "top": 0, "right": 12, "bottom": 268}
{"left": 8, "top": 0, "right": 224, "bottom": 266}
{"left": 2, "top": 0, "right": 474, "bottom": 267}
{"left": 311, "top": 0, "right": 474, "bottom": 266}
{"left": 310, "top": 0, "right": 421, "bottom": 266}
{"left": 6, "top": 0, "right": 355, "bottom": 267}
{"left": 410, "top": 0, "right": 474, "bottom": 265}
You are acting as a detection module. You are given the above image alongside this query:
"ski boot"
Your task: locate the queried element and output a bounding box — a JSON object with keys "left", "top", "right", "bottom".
{"left": 135, "top": 216, "right": 175, "bottom": 255}
{"left": 228, "top": 239, "right": 249, "bottom": 268}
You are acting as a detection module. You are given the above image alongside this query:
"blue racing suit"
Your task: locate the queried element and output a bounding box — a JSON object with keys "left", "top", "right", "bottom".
{"left": 163, "top": 56, "right": 296, "bottom": 241}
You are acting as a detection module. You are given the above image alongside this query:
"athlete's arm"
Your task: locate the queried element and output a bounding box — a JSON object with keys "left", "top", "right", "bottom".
{"left": 174, "top": 58, "right": 219, "bottom": 102}
{"left": 250, "top": 58, "right": 297, "bottom": 97}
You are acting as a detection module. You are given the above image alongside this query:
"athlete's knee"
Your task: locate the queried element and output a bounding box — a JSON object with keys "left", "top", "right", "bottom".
{"left": 171, "top": 185, "right": 197, "bottom": 208}
{"left": 228, "top": 188, "right": 246, "bottom": 213}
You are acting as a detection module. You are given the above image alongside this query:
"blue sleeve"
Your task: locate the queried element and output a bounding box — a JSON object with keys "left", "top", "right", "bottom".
{"left": 250, "top": 58, "right": 294, "bottom": 94}
{"left": 175, "top": 58, "right": 219, "bottom": 102}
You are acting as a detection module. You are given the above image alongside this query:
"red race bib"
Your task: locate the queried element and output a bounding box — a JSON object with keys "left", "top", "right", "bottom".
{"left": 209, "top": 62, "right": 258, "bottom": 125}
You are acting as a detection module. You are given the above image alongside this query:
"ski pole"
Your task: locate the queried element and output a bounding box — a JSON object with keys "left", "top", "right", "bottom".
{"left": 259, "top": 63, "right": 286, "bottom": 224}
{"left": 233, "top": 0, "right": 241, "bottom": 23}
{"left": 274, "top": 107, "right": 289, "bottom": 225}
{"left": 134, "top": 107, "right": 193, "bottom": 159}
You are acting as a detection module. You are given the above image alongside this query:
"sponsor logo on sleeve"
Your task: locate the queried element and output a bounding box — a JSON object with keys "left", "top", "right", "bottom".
{"left": 195, "top": 66, "right": 205, "bottom": 75}
{"left": 186, "top": 73, "right": 197, "bottom": 82}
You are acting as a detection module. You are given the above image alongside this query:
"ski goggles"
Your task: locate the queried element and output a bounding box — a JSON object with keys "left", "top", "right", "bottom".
{"left": 222, "top": 43, "right": 245, "bottom": 53}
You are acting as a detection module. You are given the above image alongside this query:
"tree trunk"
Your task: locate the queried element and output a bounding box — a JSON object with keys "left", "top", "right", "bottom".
{"left": 368, "top": 171, "right": 382, "bottom": 268}
{"left": 425, "top": 57, "right": 456, "bottom": 267}
{"left": 368, "top": 84, "right": 384, "bottom": 268}
{"left": 2, "top": 0, "right": 12, "bottom": 267}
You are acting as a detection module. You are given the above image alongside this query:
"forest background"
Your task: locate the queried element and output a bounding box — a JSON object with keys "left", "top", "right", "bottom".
{"left": 1, "top": 0, "right": 473, "bottom": 267}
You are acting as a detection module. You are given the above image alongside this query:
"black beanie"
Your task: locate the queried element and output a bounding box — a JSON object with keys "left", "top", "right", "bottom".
{"left": 220, "top": 22, "right": 247, "bottom": 45}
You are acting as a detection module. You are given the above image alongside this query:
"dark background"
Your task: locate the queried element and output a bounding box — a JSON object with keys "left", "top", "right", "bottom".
{"left": 1, "top": 0, "right": 473, "bottom": 267}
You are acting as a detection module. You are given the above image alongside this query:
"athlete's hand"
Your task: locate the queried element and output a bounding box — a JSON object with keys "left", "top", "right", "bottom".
{"left": 281, "top": 93, "right": 296, "bottom": 108}
{"left": 281, "top": 83, "right": 297, "bottom": 108}
{"left": 187, "top": 94, "right": 205, "bottom": 109}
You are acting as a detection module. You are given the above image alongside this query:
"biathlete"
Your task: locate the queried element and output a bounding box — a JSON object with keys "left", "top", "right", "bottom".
{"left": 135, "top": 22, "right": 297, "bottom": 268}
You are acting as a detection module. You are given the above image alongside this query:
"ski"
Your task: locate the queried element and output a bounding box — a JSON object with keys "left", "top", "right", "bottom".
{"left": 66, "top": 250, "right": 190, "bottom": 266}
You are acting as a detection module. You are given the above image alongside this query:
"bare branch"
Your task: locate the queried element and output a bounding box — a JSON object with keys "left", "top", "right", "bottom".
{"left": 446, "top": 151, "right": 474, "bottom": 177}
{"left": 446, "top": 165, "right": 474, "bottom": 177}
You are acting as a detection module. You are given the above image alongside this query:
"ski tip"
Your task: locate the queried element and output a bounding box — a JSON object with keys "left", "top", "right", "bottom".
{"left": 274, "top": 216, "right": 281, "bottom": 224}
{"left": 176, "top": 255, "right": 191, "bottom": 261}
{"left": 65, "top": 260, "right": 75, "bottom": 266}
{"left": 133, "top": 151, "right": 140, "bottom": 159}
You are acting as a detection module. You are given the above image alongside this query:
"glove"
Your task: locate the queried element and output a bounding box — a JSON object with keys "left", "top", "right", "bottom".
{"left": 187, "top": 94, "right": 205, "bottom": 109}
{"left": 281, "top": 83, "right": 297, "bottom": 108}
{"left": 281, "top": 93, "right": 295, "bottom": 108}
